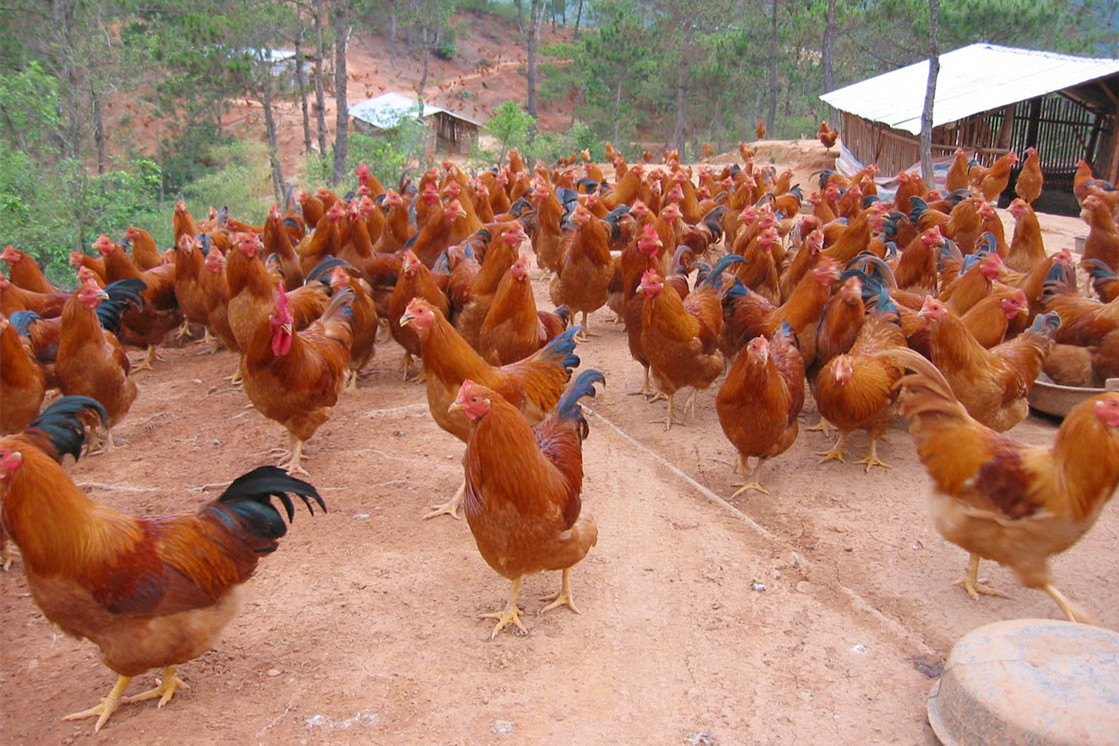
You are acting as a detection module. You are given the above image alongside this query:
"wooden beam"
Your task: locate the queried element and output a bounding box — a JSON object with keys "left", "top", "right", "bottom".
{"left": 1099, "top": 81, "right": 1119, "bottom": 107}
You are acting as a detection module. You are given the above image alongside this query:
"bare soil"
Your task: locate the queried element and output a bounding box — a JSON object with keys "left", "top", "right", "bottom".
{"left": 3, "top": 142, "right": 1116, "bottom": 746}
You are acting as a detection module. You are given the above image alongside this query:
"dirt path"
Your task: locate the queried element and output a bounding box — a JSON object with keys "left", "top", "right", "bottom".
{"left": 3, "top": 154, "right": 1117, "bottom": 744}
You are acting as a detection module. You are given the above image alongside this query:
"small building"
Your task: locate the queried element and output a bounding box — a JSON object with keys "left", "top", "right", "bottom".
{"left": 820, "top": 44, "right": 1119, "bottom": 210}
{"left": 242, "top": 48, "right": 316, "bottom": 90}
{"left": 348, "top": 92, "right": 481, "bottom": 155}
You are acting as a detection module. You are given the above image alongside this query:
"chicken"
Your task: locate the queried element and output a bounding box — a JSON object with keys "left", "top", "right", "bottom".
{"left": 451, "top": 223, "right": 526, "bottom": 348}
{"left": 716, "top": 325, "right": 805, "bottom": 496}
{"left": 920, "top": 297, "right": 1059, "bottom": 432}
{"left": 0, "top": 272, "right": 71, "bottom": 318}
{"left": 451, "top": 369, "right": 602, "bottom": 637}
{"left": 549, "top": 205, "right": 616, "bottom": 339}
{"left": 123, "top": 226, "right": 170, "bottom": 270}
{"left": 325, "top": 264, "right": 379, "bottom": 392}
{"left": 972, "top": 151, "right": 1019, "bottom": 203}
{"left": 1, "top": 245, "right": 62, "bottom": 294}
{"left": 961, "top": 288, "right": 1028, "bottom": 349}
{"left": 399, "top": 299, "right": 581, "bottom": 519}
{"left": 170, "top": 234, "right": 212, "bottom": 346}
{"left": 388, "top": 249, "right": 451, "bottom": 381}
{"left": 756, "top": 120, "right": 767, "bottom": 140}
{"left": 817, "top": 121, "right": 838, "bottom": 152}
{"left": 55, "top": 278, "right": 145, "bottom": 452}
{"left": 945, "top": 149, "right": 972, "bottom": 193}
{"left": 93, "top": 234, "right": 182, "bottom": 372}
{"left": 1084, "top": 259, "right": 1119, "bottom": 304}
{"left": 480, "top": 253, "right": 570, "bottom": 366}
{"left": 199, "top": 247, "right": 238, "bottom": 355}
{"left": 814, "top": 293, "right": 907, "bottom": 471}
{"left": 892, "top": 347, "right": 1119, "bottom": 622}
{"left": 0, "top": 396, "right": 324, "bottom": 731}
{"left": 1080, "top": 195, "right": 1119, "bottom": 272}
{"left": 1, "top": 313, "right": 46, "bottom": 434}
{"left": 241, "top": 284, "right": 354, "bottom": 476}
{"left": 1073, "top": 159, "right": 1119, "bottom": 208}
{"left": 1014, "top": 146, "right": 1043, "bottom": 205}
{"left": 639, "top": 254, "right": 742, "bottom": 429}
{"left": 1004, "top": 198, "right": 1046, "bottom": 273}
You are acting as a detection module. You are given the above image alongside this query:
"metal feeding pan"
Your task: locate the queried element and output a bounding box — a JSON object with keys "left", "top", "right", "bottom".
{"left": 927, "top": 619, "right": 1119, "bottom": 745}
{"left": 1028, "top": 374, "right": 1119, "bottom": 418}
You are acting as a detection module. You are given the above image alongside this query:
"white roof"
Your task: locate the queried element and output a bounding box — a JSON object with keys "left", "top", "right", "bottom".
{"left": 820, "top": 44, "right": 1119, "bottom": 135}
{"left": 348, "top": 92, "right": 481, "bottom": 129}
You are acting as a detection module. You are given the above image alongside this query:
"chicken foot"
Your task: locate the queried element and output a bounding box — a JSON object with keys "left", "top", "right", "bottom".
{"left": 627, "top": 367, "right": 664, "bottom": 400}
{"left": 482, "top": 577, "right": 527, "bottom": 638}
{"left": 956, "top": 554, "right": 1010, "bottom": 601}
{"left": 277, "top": 435, "right": 311, "bottom": 477}
{"left": 424, "top": 479, "right": 465, "bottom": 520}
{"left": 575, "top": 312, "right": 599, "bottom": 341}
{"left": 122, "top": 666, "right": 189, "bottom": 709}
{"left": 806, "top": 417, "right": 837, "bottom": 436}
{"left": 654, "top": 393, "right": 686, "bottom": 430}
{"left": 540, "top": 567, "right": 581, "bottom": 614}
{"left": 63, "top": 674, "right": 132, "bottom": 733}
{"left": 1043, "top": 583, "right": 1088, "bottom": 623}
{"left": 730, "top": 456, "right": 770, "bottom": 497}
{"left": 854, "top": 439, "right": 890, "bottom": 472}
{"left": 132, "top": 344, "right": 164, "bottom": 373}
{"left": 816, "top": 433, "right": 848, "bottom": 464}
{"left": 399, "top": 351, "right": 414, "bottom": 382}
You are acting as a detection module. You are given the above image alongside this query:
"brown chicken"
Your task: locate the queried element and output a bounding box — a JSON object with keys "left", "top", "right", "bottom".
{"left": 123, "top": 226, "right": 170, "bottom": 270}
{"left": 716, "top": 326, "right": 805, "bottom": 496}
{"left": 972, "top": 151, "right": 1019, "bottom": 203}
{"left": 388, "top": 249, "right": 452, "bottom": 380}
{"left": 814, "top": 293, "right": 907, "bottom": 471}
{"left": 945, "top": 149, "right": 972, "bottom": 193}
{"left": 1004, "top": 198, "right": 1046, "bottom": 273}
{"left": 639, "top": 254, "right": 742, "bottom": 429}
{"left": 2, "top": 245, "right": 62, "bottom": 294}
{"left": 893, "top": 347, "right": 1119, "bottom": 622}
{"left": 1014, "top": 146, "right": 1043, "bottom": 205}
{"left": 479, "top": 253, "right": 570, "bottom": 366}
{"left": 241, "top": 284, "right": 354, "bottom": 476}
{"left": 399, "top": 299, "right": 582, "bottom": 518}
{"left": 0, "top": 272, "right": 71, "bottom": 318}
{"left": 451, "top": 369, "right": 603, "bottom": 637}
{"left": 549, "top": 205, "right": 616, "bottom": 339}
{"left": 55, "top": 278, "right": 145, "bottom": 452}
{"left": 1080, "top": 195, "right": 1119, "bottom": 272}
{"left": 0, "top": 396, "right": 324, "bottom": 731}
{"left": 0, "top": 313, "right": 46, "bottom": 434}
{"left": 920, "top": 298, "right": 1059, "bottom": 432}
{"left": 325, "top": 264, "right": 379, "bottom": 391}
{"left": 756, "top": 120, "right": 767, "bottom": 140}
{"left": 817, "top": 121, "right": 838, "bottom": 151}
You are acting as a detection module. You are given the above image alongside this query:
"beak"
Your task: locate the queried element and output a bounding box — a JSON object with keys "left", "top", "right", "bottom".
{"left": 399, "top": 313, "right": 413, "bottom": 327}
{"left": 447, "top": 401, "right": 464, "bottom": 414}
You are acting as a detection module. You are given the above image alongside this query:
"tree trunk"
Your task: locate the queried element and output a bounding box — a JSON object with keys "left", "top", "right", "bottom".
{"left": 389, "top": 0, "right": 398, "bottom": 70}
{"left": 331, "top": 0, "right": 349, "bottom": 186}
{"left": 260, "top": 57, "right": 285, "bottom": 205}
{"left": 514, "top": 0, "right": 524, "bottom": 36}
{"left": 766, "top": 0, "right": 778, "bottom": 135}
{"left": 920, "top": 0, "right": 940, "bottom": 186}
{"left": 573, "top": 0, "right": 584, "bottom": 38}
{"left": 673, "top": 63, "right": 686, "bottom": 156}
{"left": 823, "top": 0, "right": 835, "bottom": 92}
{"left": 612, "top": 74, "right": 624, "bottom": 144}
{"left": 314, "top": 3, "right": 329, "bottom": 160}
{"left": 295, "top": 25, "right": 312, "bottom": 155}
{"left": 92, "top": 88, "right": 105, "bottom": 175}
{"left": 526, "top": 0, "right": 546, "bottom": 120}
{"left": 418, "top": 26, "right": 431, "bottom": 102}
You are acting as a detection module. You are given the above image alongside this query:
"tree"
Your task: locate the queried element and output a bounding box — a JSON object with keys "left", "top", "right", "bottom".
{"left": 920, "top": 0, "right": 940, "bottom": 186}
{"left": 486, "top": 101, "right": 535, "bottom": 160}
{"left": 525, "top": 0, "right": 547, "bottom": 126}
{"left": 331, "top": 0, "right": 349, "bottom": 186}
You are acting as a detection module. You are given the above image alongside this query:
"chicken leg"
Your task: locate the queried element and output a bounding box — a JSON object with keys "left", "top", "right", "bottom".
{"left": 956, "top": 554, "right": 1009, "bottom": 600}
{"left": 730, "top": 456, "right": 770, "bottom": 497}
{"left": 540, "top": 568, "right": 581, "bottom": 614}
{"left": 63, "top": 674, "right": 132, "bottom": 733}
{"left": 132, "top": 344, "right": 164, "bottom": 373}
{"left": 424, "top": 479, "right": 465, "bottom": 520}
{"left": 628, "top": 366, "right": 664, "bottom": 400}
{"left": 399, "top": 351, "right": 414, "bottom": 382}
{"left": 277, "top": 434, "right": 311, "bottom": 477}
{"left": 854, "top": 438, "right": 890, "bottom": 472}
{"left": 816, "top": 432, "right": 848, "bottom": 464}
{"left": 806, "top": 417, "right": 837, "bottom": 436}
{"left": 1043, "top": 583, "right": 1088, "bottom": 623}
{"left": 482, "top": 577, "right": 527, "bottom": 638}
{"left": 122, "top": 666, "right": 189, "bottom": 708}
{"left": 575, "top": 312, "right": 599, "bottom": 341}
{"left": 655, "top": 392, "right": 685, "bottom": 430}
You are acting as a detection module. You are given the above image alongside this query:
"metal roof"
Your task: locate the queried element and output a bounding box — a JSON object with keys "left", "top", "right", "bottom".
{"left": 348, "top": 92, "right": 482, "bottom": 130}
{"left": 820, "top": 44, "right": 1119, "bottom": 136}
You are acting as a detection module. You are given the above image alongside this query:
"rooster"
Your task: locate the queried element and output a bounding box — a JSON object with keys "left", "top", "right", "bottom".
{"left": 450, "top": 369, "right": 603, "bottom": 637}
{"left": 241, "top": 284, "right": 354, "bottom": 476}
{"left": 0, "top": 396, "right": 324, "bottom": 732}
{"left": 892, "top": 348, "right": 1119, "bottom": 622}
{"left": 399, "top": 299, "right": 581, "bottom": 519}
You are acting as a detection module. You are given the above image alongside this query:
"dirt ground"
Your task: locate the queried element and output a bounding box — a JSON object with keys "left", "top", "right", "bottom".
{"left": 3, "top": 143, "right": 1117, "bottom": 746}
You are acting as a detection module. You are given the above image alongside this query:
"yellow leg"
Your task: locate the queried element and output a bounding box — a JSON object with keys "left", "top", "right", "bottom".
{"left": 132, "top": 344, "right": 162, "bottom": 373}
{"left": 424, "top": 479, "right": 465, "bottom": 520}
{"left": 343, "top": 368, "right": 359, "bottom": 394}
{"left": 807, "top": 417, "right": 836, "bottom": 436}
{"left": 955, "top": 554, "right": 1009, "bottom": 600}
{"left": 400, "top": 351, "right": 413, "bottom": 382}
{"left": 653, "top": 393, "right": 684, "bottom": 430}
{"left": 575, "top": 311, "right": 600, "bottom": 341}
{"left": 730, "top": 457, "right": 770, "bottom": 497}
{"left": 63, "top": 674, "right": 132, "bottom": 733}
{"left": 278, "top": 435, "right": 310, "bottom": 477}
{"left": 1043, "top": 583, "right": 1088, "bottom": 623}
{"left": 628, "top": 366, "right": 661, "bottom": 399}
{"left": 122, "top": 666, "right": 189, "bottom": 708}
{"left": 540, "top": 567, "right": 581, "bottom": 614}
{"left": 854, "top": 438, "right": 891, "bottom": 472}
{"left": 481, "top": 577, "right": 527, "bottom": 638}
{"left": 174, "top": 319, "right": 192, "bottom": 341}
{"left": 816, "top": 432, "right": 848, "bottom": 464}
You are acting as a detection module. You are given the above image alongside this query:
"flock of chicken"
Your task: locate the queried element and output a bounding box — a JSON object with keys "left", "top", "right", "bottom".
{"left": 3, "top": 136, "right": 1119, "bottom": 732}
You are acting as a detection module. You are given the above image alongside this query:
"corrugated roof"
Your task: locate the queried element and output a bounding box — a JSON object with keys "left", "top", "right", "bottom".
{"left": 348, "top": 92, "right": 482, "bottom": 129}
{"left": 820, "top": 44, "right": 1119, "bottom": 136}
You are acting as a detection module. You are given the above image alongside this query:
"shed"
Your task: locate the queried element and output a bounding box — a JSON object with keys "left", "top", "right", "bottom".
{"left": 820, "top": 44, "right": 1119, "bottom": 210}
{"left": 242, "top": 48, "right": 316, "bottom": 90}
{"left": 348, "top": 92, "right": 482, "bottom": 155}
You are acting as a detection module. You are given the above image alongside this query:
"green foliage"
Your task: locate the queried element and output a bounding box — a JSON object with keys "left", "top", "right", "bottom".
{"left": 302, "top": 119, "right": 428, "bottom": 196}
{"left": 434, "top": 27, "right": 458, "bottom": 60}
{"left": 486, "top": 101, "right": 536, "bottom": 159}
{"left": 179, "top": 140, "right": 275, "bottom": 236}
{"left": 0, "top": 62, "right": 62, "bottom": 158}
